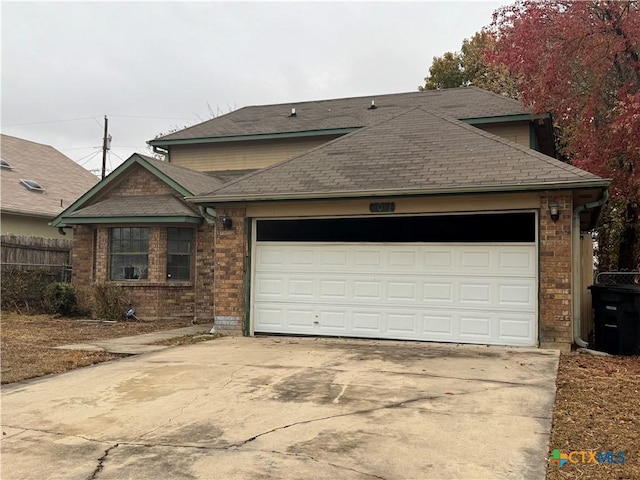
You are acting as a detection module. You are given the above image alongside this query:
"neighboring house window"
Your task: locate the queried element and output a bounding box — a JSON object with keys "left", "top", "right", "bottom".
{"left": 110, "top": 227, "right": 149, "bottom": 280}
{"left": 1, "top": 158, "right": 12, "bottom": 169}
{"left": 167, "top": 227, "right": 193, "bottom": 281}
{"left": 20, "top": 179, "right": 45, "bottom": 192}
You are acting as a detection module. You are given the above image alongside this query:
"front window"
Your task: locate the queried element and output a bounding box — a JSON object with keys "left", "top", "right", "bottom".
{"left": 110, "top": 227, "right": 149, "bottom": 280}
{"left": 167, "top": 227, "right": 193, "bottom": 280}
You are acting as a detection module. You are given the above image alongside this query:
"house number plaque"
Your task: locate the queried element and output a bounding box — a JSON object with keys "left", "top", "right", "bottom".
{"left": 369, "top": 202, "right": 396, "bottom": 213}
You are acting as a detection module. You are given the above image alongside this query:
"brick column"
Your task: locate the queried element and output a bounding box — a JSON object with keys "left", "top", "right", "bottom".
{"left": 95, "top": 227, "right": 110, "bottom": 282}
{"left": 195, "top": 223, "right": 216, "bottom": 323}
{"left": 72, "top": 225, "right": 94, "bottom": 284}
{"left": 539, "top": 193, "right": 573, "bottom": 351}
{"left": 213, "top": 207, "right": 246, "bottom": 334}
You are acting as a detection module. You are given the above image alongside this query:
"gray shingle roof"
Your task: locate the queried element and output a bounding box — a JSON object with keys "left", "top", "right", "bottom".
{"left": 68, "top": 195, "right": 199, "bottom": 218}
{"left": 1, "top": 134, "right": 99, "bottom": 217}
{"left": 135, "top": 154, "right": 225, "bottom": 195}
{"left": 153, "top": 87, "right": 534, "bottom": 143}
{"left": 197, "top": 107, "right": 605, "bottom": 202}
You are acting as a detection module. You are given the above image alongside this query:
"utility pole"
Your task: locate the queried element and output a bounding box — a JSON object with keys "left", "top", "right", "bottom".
{"left": 101, "top": 115, "right": 110, "bottom": 179}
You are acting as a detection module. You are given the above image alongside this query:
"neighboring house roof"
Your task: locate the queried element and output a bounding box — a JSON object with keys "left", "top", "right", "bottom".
{"left": 191, "top": 107, "right": 607, "bottom": 203}
{"left": 0, "top": 134, "right": 98, "bottom": 218}
{"left": 52, "top": 153, "right": 224, "bottom": 227}
{"left": 150, "top": 87, "right": 544, "bottom": 145}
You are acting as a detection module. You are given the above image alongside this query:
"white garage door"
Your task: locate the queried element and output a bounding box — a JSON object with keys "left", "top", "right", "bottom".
{"left": 253, "top": 242, "right": 537, "bottom": 346}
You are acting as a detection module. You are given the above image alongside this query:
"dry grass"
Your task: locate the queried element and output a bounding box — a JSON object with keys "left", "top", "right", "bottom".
{"left": 1, "top": 312, "right": 193, "bottom": 384}
{"left": 546, "top": 353, "right": 640, "bottom": 480}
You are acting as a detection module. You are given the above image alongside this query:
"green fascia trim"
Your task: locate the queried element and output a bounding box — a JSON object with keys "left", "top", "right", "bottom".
{"left": 244, "top": 218, "right": 253, "bottom": 337}
{"left": 51, "top": 153, "right": 192, "bottom": 227}
{"left": 189, "top": 179, "right": 611, "bottom": 204}
{"left": 148, "top": 128, "right": 360, "bottom": 147}
{"left": 57, "top": 215, "right": 202, "bottom": 225}
{"left": 463, "top": 113, "right": 549, "bottom": 125}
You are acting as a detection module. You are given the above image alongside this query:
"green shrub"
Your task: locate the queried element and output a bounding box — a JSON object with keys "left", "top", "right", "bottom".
{"left": 92, "top": 283, "right": 128, "bottom": 320}
{"left": 45, "top": 282, "right": 77, "bottom": 316}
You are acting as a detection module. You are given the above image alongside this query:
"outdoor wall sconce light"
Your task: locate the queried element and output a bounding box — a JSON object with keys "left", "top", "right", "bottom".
{"left": 220, "top": 214, "right": 233, "bottom": 230}
{"left": 549, "top": 201, "right": 560, "bottom": 222}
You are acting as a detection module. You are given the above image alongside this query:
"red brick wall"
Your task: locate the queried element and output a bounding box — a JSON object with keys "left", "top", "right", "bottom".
{"left": 539, "top": 193, "right": 573, "bottom": 351}
{"left": 213, "top": 207, "right": 246, "bottom": 333}
{"left": 70, "top": 166, "right": 216, "bottom": 322}
{"left": 103, "top": 165, "right": 175, "bottom": 197}
{"left": 72, "top": 225, "right": 94, "bottom": 284}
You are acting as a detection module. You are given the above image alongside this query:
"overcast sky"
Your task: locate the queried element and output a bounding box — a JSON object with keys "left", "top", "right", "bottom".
{"left": 1, "top": 1, "right": 505, "bottom": 176}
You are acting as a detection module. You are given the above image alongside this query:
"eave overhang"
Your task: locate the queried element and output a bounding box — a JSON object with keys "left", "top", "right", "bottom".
{"left": 54, "top": 215, "right": 202, "bottom": 227}
{"left": 148, "top": 128, "right": 360, "bottom": 147}
{"left": 189, "top": 179, "right": 611, "bottom": 205}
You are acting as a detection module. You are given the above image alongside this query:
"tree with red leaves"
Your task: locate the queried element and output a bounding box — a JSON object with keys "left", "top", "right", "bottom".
{"left": 490, "top": 0, "right": 640, "bottom": 270}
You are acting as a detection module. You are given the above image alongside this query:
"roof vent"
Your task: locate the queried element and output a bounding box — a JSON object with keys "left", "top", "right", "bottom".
{"left": 289, "top": 108, "right": 297, "bottom": 117}
{"left": 20, "top": 179, "right": 45, "bottom": 192}
{"left": 1, "top": 158, "right": 12, "bottom": 169}
{"left": 368, "top": 100, "right": 377, "bottom": 110}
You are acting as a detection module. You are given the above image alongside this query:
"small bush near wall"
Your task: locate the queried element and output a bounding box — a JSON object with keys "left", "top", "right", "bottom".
{"left": 1, "top": 265, "right": 71, "bottom": 313}
{"left": 45, "top": 282, "right": 77, "bottom": 316}
{"left": 92, "top": 283, "right": 129, "bottom": 321}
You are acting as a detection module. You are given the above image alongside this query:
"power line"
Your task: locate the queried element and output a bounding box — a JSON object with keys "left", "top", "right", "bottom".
{"left": 2, "top": 116, "right": 101, "bottom": 127}
{"left": 78, "top": 150, "right": 101, "bottom": 167}
{"left": 110, "top": 114, "right": 197, "bottom": 120}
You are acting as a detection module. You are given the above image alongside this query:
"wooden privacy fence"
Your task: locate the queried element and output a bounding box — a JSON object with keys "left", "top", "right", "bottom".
{"left": 1, "top": 235, "right": 73, "bottom": 311}
{"left": 1, "top": 234, "right": 72, "bottom": 266}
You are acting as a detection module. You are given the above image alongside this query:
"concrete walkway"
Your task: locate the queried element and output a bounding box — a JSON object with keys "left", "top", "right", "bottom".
{"left": 54, "top": 323, "right": 215, "bottom": 354}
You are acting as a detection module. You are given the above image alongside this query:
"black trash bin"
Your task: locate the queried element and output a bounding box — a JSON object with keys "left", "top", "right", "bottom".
{"left": 588, "top": 284, "right": 640, "bottom": 355}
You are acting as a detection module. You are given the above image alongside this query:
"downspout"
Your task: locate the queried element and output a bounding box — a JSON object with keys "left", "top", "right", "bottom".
{"left": 198, "top": 206, "right": 217, "bottom": 224}
{"left": 573, "top": 189, "right": 609, "bottom": 347}
{"left": 152, "top": 145, "right": 169, "bottom": 161}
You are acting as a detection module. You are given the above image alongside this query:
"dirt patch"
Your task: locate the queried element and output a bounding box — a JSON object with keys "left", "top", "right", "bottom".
{"left": 546, "top": 353, "right": 640, "bottom": 480}
{"left": 1, "top": 312, "right": 193, "bottom": 384}
{"left": 152, "top": 333, "right": 219, "bottom": 347}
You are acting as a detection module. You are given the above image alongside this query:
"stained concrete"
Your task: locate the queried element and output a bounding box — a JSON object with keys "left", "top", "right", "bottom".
{"left": 1, "top": 336, "right": 559, "bottom": 479}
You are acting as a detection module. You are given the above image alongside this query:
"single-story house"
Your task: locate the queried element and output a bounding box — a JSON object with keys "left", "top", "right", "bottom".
{"left": 53, "top": 88, "right": 610, "bottom": 351}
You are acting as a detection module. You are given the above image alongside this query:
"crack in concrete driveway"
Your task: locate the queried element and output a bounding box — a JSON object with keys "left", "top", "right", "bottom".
{"left": 1, "top": 336, "right": 559, "bottom": 480}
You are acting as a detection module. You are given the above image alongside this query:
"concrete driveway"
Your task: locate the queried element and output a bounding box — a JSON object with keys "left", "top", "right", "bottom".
{"left": 1, "top": 336, "right": 559, "bottom": 480}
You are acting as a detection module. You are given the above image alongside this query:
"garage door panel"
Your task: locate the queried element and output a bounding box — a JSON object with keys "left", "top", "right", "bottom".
{"left": 387, "top": 313, "right": 418, "bottom": 335}
{"left": 318, "top": 310, "right": 347, "bottom": 330}
{"left": 423, "top": 313, "right": 454, "bottom": 336}
{"left": 460, "top": 283, "right": 492, "bottom": 304}
{"left": 423, "top": 283, "right": 455, "bottom": 302}
{"left": 498, "top": 313, "right": 535, "bottom": 340}
{"left": 320, "top": 280, "right": 348, "bottom": 299}
{"left": 353, "top": 311, "right": 382, "bottom": 332}
{"left": 353, "top": 281, "right": 382, "bottom": 300}
{"left": 254, "top": 242, "right": 536, "bottom": 346}
{"left": 460, "top": 314, "right": 492, "bottom": 337}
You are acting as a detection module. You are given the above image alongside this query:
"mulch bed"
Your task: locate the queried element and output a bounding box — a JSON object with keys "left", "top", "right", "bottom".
{"left": 546, "top": 353, "right": 640, "bottom": 480}
{"left": 1, "top": 313, "right": 193, "bottom": 384}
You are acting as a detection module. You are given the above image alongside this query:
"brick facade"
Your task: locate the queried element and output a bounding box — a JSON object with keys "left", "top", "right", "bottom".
{"left": 539, "top": 193, "right": 573, "bottom": 351}
{"left": 71, "top": 165, "right": 215, "bottom": 323}
{"left": 212, "top": 207, "right": 246, "bottom": 334}
{"left": 71, "top": 159, "right": 581, "bottom": 348}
